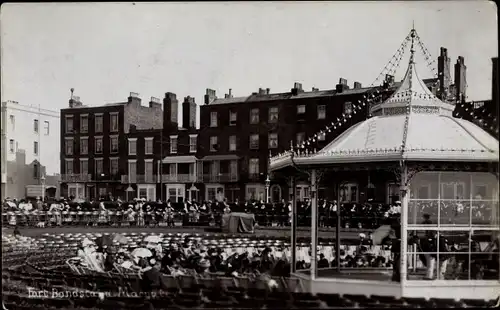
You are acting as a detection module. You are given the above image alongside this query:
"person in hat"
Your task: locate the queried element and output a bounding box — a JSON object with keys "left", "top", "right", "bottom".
{"left": 104, "top": 246, "right": 117, "bottom": 271}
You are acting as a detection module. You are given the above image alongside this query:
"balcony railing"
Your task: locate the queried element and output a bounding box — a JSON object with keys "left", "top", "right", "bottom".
{"left": 198, "top": 173, "right": 239, "bottom": 183}
{"left": 61, "top": 174, "right": 91, "bottom": 183}
{"left": 161, "top": 174, "right": 197, "bottom": 183}
{"left": 121, "top": 174, "right": 157, "bottom": 184}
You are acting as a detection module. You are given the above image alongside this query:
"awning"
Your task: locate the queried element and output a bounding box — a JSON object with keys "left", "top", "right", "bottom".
{"left": 162, "top": 155, "right": 198, "bottom": 164}
{"left": 199, "top": 155, "right": 240, "bottom": 161}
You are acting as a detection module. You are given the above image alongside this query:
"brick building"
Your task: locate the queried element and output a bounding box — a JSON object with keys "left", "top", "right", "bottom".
{"left": 162, "top": 94, "right": 199, "bottom": 202}
{"left": 59, "top": 92, "right": 162, "bottom": 200}
{"left": 197, "top": 75, "right": 440, "bottom": 203}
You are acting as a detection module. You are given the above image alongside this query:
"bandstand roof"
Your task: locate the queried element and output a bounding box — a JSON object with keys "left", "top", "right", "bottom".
{"left": 270, "top": 34, "right": 499, "bottom": 171}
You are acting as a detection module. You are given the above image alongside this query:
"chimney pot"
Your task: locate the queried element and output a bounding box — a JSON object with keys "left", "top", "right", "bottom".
{"left": 266, "top": 88, "right": 270, "bottom": 94}
{"left": 293, "top": 82, "right": 303, "bottom": 90}
{"left": 312, "top": 87, "right": 319, "bottom": 92}
{"left": 204, "top": 88, "right": 217, "bottom": 104}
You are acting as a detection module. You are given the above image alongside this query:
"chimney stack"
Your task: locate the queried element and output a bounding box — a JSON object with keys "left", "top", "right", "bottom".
{"left": 258, "top": 88, "right": 266, "bottom": 95}
{"left": 335, "top": 78, "right": 349, "bottom": 93}
{"left": 69, "top": 95, "right": 82, "bottom": 108}
{"left": 182, "top": 96, "right": 197, "bottom": 129}
{"left": 204, "top": 89, "right": 217, "bottom": 105}
{"left": 353, "top": 82, "right": 362, "bottom": 89}
{"left": 438, "top": 47, "right": 452, "bottom": 100}
{"left": 291, "top": 82, "right": 303, "bottom": 96}
{"left": 454, "top": 56, "right": 467, "bottom": 103}
{"left": 128, "top": 92, "right": 141, "bottom": 106}
{"left": 224, "top": 89, "right": 233, "bottom": 99}
{"left": 149, "top": 96, "right": 162, "bottom": 109}
{"left": 163, "top": 92, "right": 178, "bottom": 127}
{"left": 312, "top": 87, "right": 319, "bottom": 92}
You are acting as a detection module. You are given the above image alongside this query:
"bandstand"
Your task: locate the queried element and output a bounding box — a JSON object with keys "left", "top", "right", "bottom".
{"left": 270, "top": 28, "right": 499, "bottom": 300}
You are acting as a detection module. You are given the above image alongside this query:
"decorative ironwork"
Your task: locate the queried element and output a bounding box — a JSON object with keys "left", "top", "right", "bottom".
{"left": 412, "top": 106, "right": 440, "bottom": 114}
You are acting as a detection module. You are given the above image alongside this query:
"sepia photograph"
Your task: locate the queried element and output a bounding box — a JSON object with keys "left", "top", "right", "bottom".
{"left": 1, "top": 1, "right": 499, "bottom": 309}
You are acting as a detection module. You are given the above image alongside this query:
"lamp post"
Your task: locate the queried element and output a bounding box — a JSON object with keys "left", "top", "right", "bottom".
{"left": 265, "top": 175, "right": 271, "bottom": 203}
{"left": 40, "top": 174, "right": 46, "bottom": 202}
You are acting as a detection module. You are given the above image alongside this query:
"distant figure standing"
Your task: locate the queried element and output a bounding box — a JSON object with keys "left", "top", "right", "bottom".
{"left": 390, "top": 217, "right": 401, "bottom": 282}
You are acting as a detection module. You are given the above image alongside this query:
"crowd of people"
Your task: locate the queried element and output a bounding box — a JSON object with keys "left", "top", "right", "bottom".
{"left": 69, "top": 234, "right": 296, "bottom": 284}
{"left": 2, "top": 196, "right": 402, "bottom": 229}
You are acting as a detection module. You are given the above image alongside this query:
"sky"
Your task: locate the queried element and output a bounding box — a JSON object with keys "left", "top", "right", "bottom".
{"left": 1, "top": 1, "right": 498, "bottom": 121}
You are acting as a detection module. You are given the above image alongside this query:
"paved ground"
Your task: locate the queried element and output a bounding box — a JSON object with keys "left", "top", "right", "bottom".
{"left": 3, "top": 225, "right": 370, "bottom": 241}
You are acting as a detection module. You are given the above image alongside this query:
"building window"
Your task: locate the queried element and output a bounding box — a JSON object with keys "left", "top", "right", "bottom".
{"left": 110, "top": 136, "right": 119, "bottom": 153}
{"left": 34, "top": 141, "right": 38, "bottom": 155}
{"left": 246, "top": 184, "right": 265, "bottom": 201}
{"left": 145, "top": 160, "right": 154, "bottom": 182}
{"left": 9, "top": 115, "right": 15, "bottom": 131}
{"left": 269, "top": 133, "right": 278, "bottom": 148}
{"left": 229, "top": 160, "right": 238, "bottom": 178}
{"left": 128, "top": 138, "right": 137, "bottom": 155}
{"left": 249, "top": 134, "right": 259, "bottom": 149}
{"left": 9, "top": 139, "right": 14, "bottom": 153}
{"left": 110, "top": 158, "right": 119, "bottom": 175}
{"left": 80, "top": 115, "right": 89, "bottom": 133}
{"left": 189, "top": 135, "right": 197, "bottom": 153}
{"left": 229, "top": 135, "right": 237, "bottom": 151}
{"left": 229, "top": 111, "right": 237, "bottom": 126}
{"left": 169, "top": 163, "right": 177, "bottom": 176}
{"left": 210, "top": 136, "right": 218, "bottom": 152}
{"left": 170, "top": 136, "right": 178, "bottom": 154}
{"left": 210, "top": 111, "right": 218, "bottom": 127}
{"left": 95, "top": 137, "right": 103, "bottom": 154}
{"left": 344, "top": 101, "right": 353, "bottom": 115}
{"left": 95, "top": 114, "right": 103, "bottom": 133}
{"left": 317, "top": 105, "right": 326, "bottom": 119}
{"left": 65, "top": 116, "right": 74, "bottom": 133}
{"left": 43, "top": 121, "right": 49, "bottom": 135}
{"left": 110, "top": 113, "right": 119, "bottom": 132}
{"left": 80, "top": 137, "right": 88, "bottom": 155}
{"left": 269, "top": 107, "right": 279, "bottom": 123}
{"left": 65, "top": 159, "right": 73, "bottom": 174}
{"left": 250, "top": 108, "right": 259, "bottom": 124}
{"left": 33, "top": 163, "right": 39, "bottom": 179}
{"left": 128, "top": 160, "right": 137, "bottom": 182}
{"left": 296, "top": 132, "right": 305, "bottom": 146}
{"left": 297, "top": 105, "right": 306, "bottom": 114}
{"left": 249, "top": 158, "right": 260, "bottom": 176}
{"left": 34, "top": 119, "right": 39, "bottom": 133}
{"left": 296, "top": 185, "right": 310, "bottom": 201}
{"left": 80, "top": 159, "right": 88, "bottom": 175}
{"left": 95, "top": 158, "right": 103, "bottom": 176}
{"left": 65, "top": 138, "right": 73, "bottom": 155}
{"left": 145, "top": 138, "right": 153, "bottom": 155}
{"left": 339, "top": 183, "right": 358, "bottom": 203}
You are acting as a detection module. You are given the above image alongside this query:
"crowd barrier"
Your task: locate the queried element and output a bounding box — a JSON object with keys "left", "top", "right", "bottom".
{"left": 2, "top": 210, "right": 397, "bottom": 229}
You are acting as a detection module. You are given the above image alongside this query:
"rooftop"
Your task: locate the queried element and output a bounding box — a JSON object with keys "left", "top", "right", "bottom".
{"left": 208, "top": 79, "right": 438, "bottom": 106}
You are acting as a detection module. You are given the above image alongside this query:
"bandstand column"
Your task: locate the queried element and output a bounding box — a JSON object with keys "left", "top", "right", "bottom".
{"left": 290, "top": 176, "right": 297, "bottom": 274}
{"left": 400, "top": 164, "right": 408, "bottom": 285}
{"left": 310, "top": 169, "right": 318, "bottom": 280}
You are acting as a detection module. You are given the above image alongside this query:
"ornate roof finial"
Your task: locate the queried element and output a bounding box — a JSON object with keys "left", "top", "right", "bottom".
{"left": 409, "top": 26, "right": 416, "bottom": 65}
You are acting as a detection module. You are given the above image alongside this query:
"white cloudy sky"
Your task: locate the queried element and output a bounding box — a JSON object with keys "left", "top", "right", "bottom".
{"left": 1, "top": 1, "right": 497, "bottom": 116}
